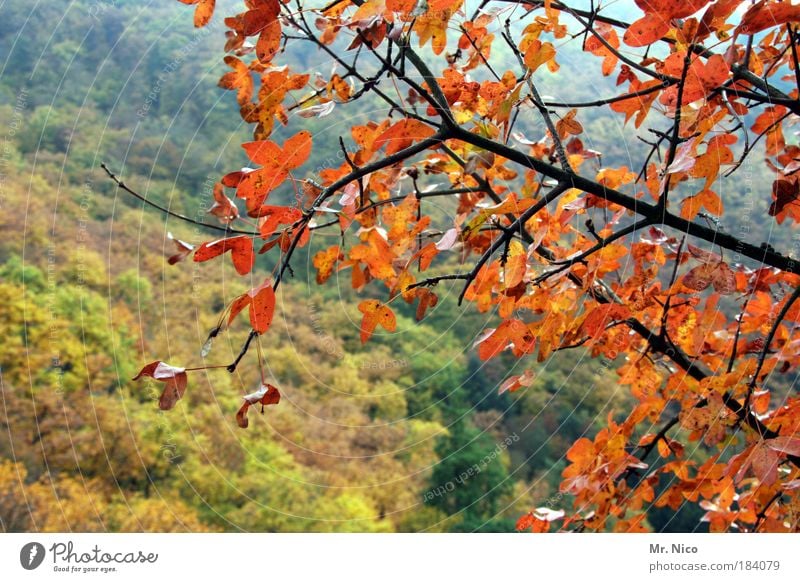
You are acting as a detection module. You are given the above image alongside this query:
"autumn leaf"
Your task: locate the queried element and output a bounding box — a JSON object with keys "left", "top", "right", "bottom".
{"left": 555, "top": 109, "right": 582, "bottom": 138}
{"left": 218, "top": 56, "right": 252, "bottom": 105}
{"left": 584, "top": 22, "right": 620, "bottom": 76}
{"left": 624, "top": 12, "right": 671, "bottom": 47}
{"left": 681, "top": 261, "right": 736, "bottom": 294}
{"left": 166, "top": 232, "right": 194, "bottom": 265}
{"left": 523, "top": 39, "right": 557, "bottom": 73}
{"left": 236, "top": 383, "right": 281, "bottom": 428}
{"left": 255, "top": 205, "right": 303, "bottom": 237}
{"left": 193, "top": 236, "right": 255, "bottom": 275}
{"left": 474, "top": 319, "right": 536, "bottom": 360}
{"left": 503, "top": 240, "right": 527, "bottom": 289}
{"left": 237, "top": 130, "right": 313, "bottom": 211}
{"left": 768, "top": 179, "right": 800, "bottom": 223}
{"left": 414, "top": 288, "right": 438, "bottom": 321}
{"left": 737, "top": 0, "right": 800, "bottom": 35}
{"left": 133, "top": 361, "right": 188, "bottom": 411}
{"left": 499, "top": 369, "right": 536, "bottom": 395}
{"left": 297, "top": 100, "right": 335, "bottom": 119}
{"left": 178, "top": 0, "right": 215, "bottom": 28}
{"left": 415, "top": 0, "right": 464, "bottom": 54}
{"left": 765, "top": 436, "right": 800, "bottom": 456}
{"left": 623, "top": 0, "right": 711, "bottom": 47}
{"left": 580, "top": 304, "right": 631, "bottom": 341}
{"left": 373, "top": 119, "right": 436, "bottom": 156}
{"left": 208, "top": 182, "right": 239, "bottom": 224}
{"left": 609, "top": 79, "right": 663, "bottom": 127}
{"left": 233, "top": 0, "right": 282, "bottom": 63}
{"left": 358, "top": 300, "right": 397, "bottom": 344}
{"left": 228, "top": 278, "right": 276, "bottom": 334}
{"left": 313, "top": 245, "right": 343, "bottom": 284}
{"left": 680, "top": 189, "right": 722, "bottom": 220}
{"left": 516, "top": 507, "right": 564, "bottom": 532}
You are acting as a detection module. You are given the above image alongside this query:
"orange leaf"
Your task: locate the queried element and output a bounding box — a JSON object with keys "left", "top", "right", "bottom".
{"left": 523, "top": 39, "right": 557, "bottom": 73}
{"left": 499, "top": 369, "right": 536, "bottom": 395}
{"left": 680, "top": 189, "right": 722, "bottom": 220}
{"left": 374, "top": 119, "right": 436, "bottom": 155}
{"left": 282, "top": 130, "right": 314, "bottom": 170}
{"left": 580, "top": 304, "right": 631, "bottom": 340}
{"left": 358, "top": 300, "right": 397, "bottom": 343}
{"left": 178, "top": 0, "right": 215, "bottom": 28}
{"left": 503, "top": 240, "right": 527, "bottom": 289}
{"left": 313, "top": 245, "right": 343, "bottom": 284}
{"left": 624, "top": 12, "right": 671, "bottom": 47}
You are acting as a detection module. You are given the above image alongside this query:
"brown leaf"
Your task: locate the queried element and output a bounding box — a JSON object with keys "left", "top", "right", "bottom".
{"left": 167, "top": 232, "right": 194, "bottom": 265}
{"left": 133, "top": 361, "right": 188, "bottom": 411}
{"left": 236, "top": 383, "right": 281, "bottom": 428}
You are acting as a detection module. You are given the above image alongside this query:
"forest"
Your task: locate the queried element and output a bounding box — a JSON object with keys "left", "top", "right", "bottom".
{"left": 1, "top": 0, "right": 799, "bottom": 533}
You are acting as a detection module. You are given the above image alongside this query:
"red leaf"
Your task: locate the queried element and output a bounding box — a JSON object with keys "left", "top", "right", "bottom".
{"left": 193, "top": 236, "right": 255, "bottom": 275}
{"left": 682, "top": 261, "right": 735, "bottom": 294}
{"left": 737, "top": 0, "right": 800, "bottom": 35}
{"left": 254, "top": 205, "right": 303, "bottom": 234}
{"left": 228, "top": 278, "right": 276, "bottom": 334}
{"left": 751, "top": 445, "right": 780, "bottom": 486}
{"left": 249, "top": 280, "right": 276, "bottom": 334}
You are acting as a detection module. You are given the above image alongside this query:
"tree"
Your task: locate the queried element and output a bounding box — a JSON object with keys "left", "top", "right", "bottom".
{"left": 427, "top": 417, "right": 515, "bottom": 531}
{"left": 111, "top": 0, "right": 800, "bottom": 532}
